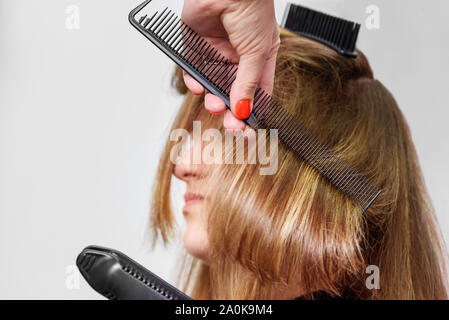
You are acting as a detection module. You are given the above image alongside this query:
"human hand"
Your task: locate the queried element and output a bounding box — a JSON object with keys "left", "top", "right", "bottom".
{"left": 181, "top": 0, "right": 280, "bottom": 133}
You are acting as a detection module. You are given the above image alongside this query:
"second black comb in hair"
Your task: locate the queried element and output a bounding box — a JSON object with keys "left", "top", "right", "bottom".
{"left": 281, "top": 2, "right": 361, "bottom": 57}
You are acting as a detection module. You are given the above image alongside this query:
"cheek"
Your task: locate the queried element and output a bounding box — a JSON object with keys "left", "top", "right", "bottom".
{"left": 183, "top": 209, "right": 209, "bottom": 261}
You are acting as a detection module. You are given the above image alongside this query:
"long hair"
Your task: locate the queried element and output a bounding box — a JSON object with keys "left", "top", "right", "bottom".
{"left": 149, "top": 29, "right": 448, "bottom": 299}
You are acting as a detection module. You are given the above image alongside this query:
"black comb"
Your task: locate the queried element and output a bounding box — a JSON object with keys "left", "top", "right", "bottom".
{"left": 129, "top": 0, "right": 381, "bottom": 213}
{"left": 76, "top": 245, "right": 192, "bottom": 300}
{"left": 281, "top": 2, "right": 361, "bottom": 57}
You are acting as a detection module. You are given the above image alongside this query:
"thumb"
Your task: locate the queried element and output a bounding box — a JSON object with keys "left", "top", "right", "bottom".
{"left": 230, "top": 52, "right": 266, "bottom": 120}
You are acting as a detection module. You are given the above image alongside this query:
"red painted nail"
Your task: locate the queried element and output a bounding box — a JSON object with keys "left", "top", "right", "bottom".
{"left": 235, "top": 99, "right": 251, "bottom": 119}
{"left": 209, "top": 111, "right": 221, "bottom": 116}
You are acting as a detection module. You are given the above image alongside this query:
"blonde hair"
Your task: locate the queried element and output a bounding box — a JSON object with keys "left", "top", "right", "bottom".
{"left": 150, "top": 29, "right": 448, "bottom": 299}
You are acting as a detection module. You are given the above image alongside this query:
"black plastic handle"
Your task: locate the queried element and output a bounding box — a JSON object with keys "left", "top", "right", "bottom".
{"left": 76, "top": 245, "right": 192, "bottom": 300}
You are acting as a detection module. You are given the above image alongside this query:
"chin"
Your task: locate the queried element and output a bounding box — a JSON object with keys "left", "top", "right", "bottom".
{"left": 183, "top": 225, "right": 209, "bottom": 262}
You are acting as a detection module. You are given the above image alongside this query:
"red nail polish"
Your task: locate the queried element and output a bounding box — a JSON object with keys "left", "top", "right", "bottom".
{"left": 235, "top": 99, "right": 251, "bottom": 119}
{"left": 209, "top": 111, "right": 221, "bottom": 117}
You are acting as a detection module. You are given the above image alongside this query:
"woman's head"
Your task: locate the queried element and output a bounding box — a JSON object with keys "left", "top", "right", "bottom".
{"left": 151, "top": 29, "right": 448, "bottom": 299}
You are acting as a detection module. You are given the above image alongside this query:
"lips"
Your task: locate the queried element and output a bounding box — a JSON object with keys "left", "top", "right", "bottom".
{"left": 183, "top": 192, "right": 204, "bottom": 213}
{"left": 184, "top": 192, "right": 204, "bottom": 202}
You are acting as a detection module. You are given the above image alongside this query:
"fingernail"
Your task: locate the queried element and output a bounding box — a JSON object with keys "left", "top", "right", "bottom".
{"left": 235, "top": 99, "right": 251, "bottom": 119}
{"left": 209, "top": 111, "right": 221, "bottom": 117}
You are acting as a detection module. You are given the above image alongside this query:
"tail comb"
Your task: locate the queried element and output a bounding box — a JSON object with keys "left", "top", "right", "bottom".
{"left": 281, "top": 2, "right": 361, "bottom": 57}
{"left": 129, "top": 0, "right": 381, "bottom": 213}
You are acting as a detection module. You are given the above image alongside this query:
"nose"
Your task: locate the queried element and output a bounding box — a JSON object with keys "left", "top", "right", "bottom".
{"left": 173, "top": 143, "right": 204, "bottom": 182}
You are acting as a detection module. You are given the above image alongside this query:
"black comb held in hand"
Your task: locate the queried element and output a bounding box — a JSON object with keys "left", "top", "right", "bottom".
{"left": 128, "top": 0, "right": 381, "bottom": 213}
{"left": 76, "top": 245, "right": 192, "bottom": 300}
{"left": 281, "top": 2, "right": 361, "bottom": 57}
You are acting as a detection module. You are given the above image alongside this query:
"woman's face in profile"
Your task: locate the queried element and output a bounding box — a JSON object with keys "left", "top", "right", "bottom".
{"left": 173, "top": 138, "right": 211, "bottom": 262}
{"left": 172, "top": 126, "right": 256, "bottom": 262}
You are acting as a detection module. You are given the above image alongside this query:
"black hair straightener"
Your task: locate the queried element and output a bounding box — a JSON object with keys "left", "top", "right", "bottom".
{"left": 76, "top": 245, "right": 192, "bottom": 300}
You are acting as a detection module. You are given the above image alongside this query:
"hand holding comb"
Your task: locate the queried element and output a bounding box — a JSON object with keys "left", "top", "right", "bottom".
{"left": 129, "top": 0, "right": 381, "bottom": 213}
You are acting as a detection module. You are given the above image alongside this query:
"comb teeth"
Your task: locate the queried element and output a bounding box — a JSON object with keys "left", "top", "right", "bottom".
{"left": 129, "top": 0, "right": 381, "bottom": 213}
{"left": 251, "top": 96, "right": 381, "bottom": 212}
{"left": 281, "top": 3, "right": 361, "bottom": 57}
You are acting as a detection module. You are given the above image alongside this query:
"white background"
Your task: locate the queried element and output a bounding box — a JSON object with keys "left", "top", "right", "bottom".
{"left": 0, "top": 0, "right": 448, "bottom": 299}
